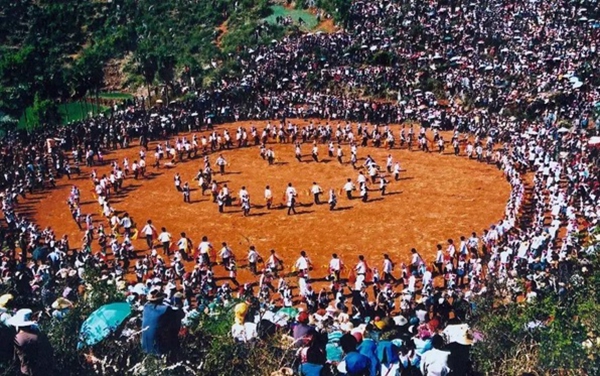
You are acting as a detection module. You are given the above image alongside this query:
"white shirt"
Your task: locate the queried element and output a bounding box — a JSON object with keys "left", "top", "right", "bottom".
{"left": 198, "top": 241, "right": 212, "bottom": 255}
{"left": 219, "top": 246, "right": 232, "bottom": 258}
{"left": 355, "top": 261, "right": 366, "bottom": 274}
{"left": 158, "top": 232, "right": 171, "bottom": 243}
{"left": 329, "top": 258, "right": 342, "bottom": 271}
{"left": 248, "top": 249, "right": 259, "bottom": 263}
{"left": 420, "top": 348, "right": 450, "bottom": 376}
{"left": 295, "top": 256, "right": 309, "bottom": 270}
{"left": 286, "top": 186, "right": 297, "bottom": 200}
{"left": 141, "top": 224, "right": 155, "bottom": 236}
{"left": 383, "top": 259, "right": 393, "bottom": 273}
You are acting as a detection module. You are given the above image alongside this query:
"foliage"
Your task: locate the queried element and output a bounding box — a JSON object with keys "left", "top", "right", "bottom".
{"left": 470, "top": 254, "right": 600, "bottom": 375}
{"left": 0, "top": 0, "right": 304, "bottom": 128}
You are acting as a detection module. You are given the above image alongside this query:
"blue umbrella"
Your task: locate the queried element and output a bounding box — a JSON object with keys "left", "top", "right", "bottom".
{"left": 78, "top": 302, "right": 132, "bottom": 349}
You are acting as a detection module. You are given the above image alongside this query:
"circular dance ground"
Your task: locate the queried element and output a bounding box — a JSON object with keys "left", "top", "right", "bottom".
{"left": 28, "top": 120, "right": 510, "bottom": 282}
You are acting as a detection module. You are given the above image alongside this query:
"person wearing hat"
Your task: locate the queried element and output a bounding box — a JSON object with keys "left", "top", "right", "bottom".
{"left": 7, "top": 308, "right": 54, "bottom": 376}
{"left": 293, "top": 311, "right": 315, "bottom": 347}
{"left": 51, "top": 297, "right": 73, "bottom": 320}
{"left": 141, "top": 289, "right": 179, "bottom": 359}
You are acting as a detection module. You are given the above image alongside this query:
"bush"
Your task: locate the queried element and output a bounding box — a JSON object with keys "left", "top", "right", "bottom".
{"left": 470, "top": 253, "right": 600, "bottom": 375}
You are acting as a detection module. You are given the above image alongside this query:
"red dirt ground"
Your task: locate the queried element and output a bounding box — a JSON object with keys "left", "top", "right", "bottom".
{"left": 26, "top": 120, "right": 510, "bottom": 284}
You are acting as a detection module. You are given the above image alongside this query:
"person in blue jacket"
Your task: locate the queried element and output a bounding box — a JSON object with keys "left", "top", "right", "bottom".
{"left": 339, "top": 333, "right": 371, "bottom": 376}
{"left": 357, "top": 331, "right": 379, "bottom": 376}
{"left": 141, "top": 289, "right": 179, "bottom": 358}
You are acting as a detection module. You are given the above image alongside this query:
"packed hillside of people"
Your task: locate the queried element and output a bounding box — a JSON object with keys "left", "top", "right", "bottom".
{"left": 0, "top": 0, "right": 599, "bottom": 375}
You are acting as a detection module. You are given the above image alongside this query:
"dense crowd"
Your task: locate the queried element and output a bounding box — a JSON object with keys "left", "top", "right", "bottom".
{"left": 1, "top": 0, "right": 599, "bottom": 375}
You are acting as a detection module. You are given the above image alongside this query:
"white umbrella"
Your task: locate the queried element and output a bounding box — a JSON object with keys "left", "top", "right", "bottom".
{"left": 588, "top": 136, "right": 600, "bottom": 146}
{"left": 572, "top": 81, "right": 583, "bottom": 89}
{"left": 370, "top": 46, "right": 377, "bottom": 51}
{"left": 450, "top": 56, "right": 461, "bottom": 62}
{"left": 191, "top": 112, "right": 198, "bottom": 117}
{"left": 557, "top": 127, "right": 570, "bottom": 133}
{"left": 150, "top": 113, "right": 159, "bottom": 118}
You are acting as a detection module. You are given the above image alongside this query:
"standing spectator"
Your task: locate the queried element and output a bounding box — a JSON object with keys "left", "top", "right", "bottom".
{"left": 7, "top": 309, "right": 54, "bottom": 376}
{"left": 141, "top": 290, "right": 180, "bottom": 358}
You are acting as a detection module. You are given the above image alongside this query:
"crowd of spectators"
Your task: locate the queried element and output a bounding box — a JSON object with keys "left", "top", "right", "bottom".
{"left": 0, "top": 0, "right": 599, "bottom": 375}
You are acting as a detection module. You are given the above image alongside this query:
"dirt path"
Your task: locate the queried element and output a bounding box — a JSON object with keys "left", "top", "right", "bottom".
{"left": 216, "top": 20, "right": 229, "bottom": 48}
{"left": 316, "top": 18, "right": 337, "bottom": 33}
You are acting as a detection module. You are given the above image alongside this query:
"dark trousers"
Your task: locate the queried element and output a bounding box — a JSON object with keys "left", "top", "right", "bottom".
{"left": 201, "top": 253, "right": 210, "bottom": 266}
{"left": 383, "top": 272, "right": 397, "bottom": 283}
{"left": 162, "top": 241, "right": 170, "bottom": 255}
{"left": 145, "top": 234, "right": 153, "bottom": 249}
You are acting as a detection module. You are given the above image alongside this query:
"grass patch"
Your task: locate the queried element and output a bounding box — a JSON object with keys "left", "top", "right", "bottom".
{"left": 264, "top": 5, "right": 318, "bottom": 30}
{"left": 18, "top": 101, "right": 109, "bottom": 130}
{"left": 59, "top": 101, "right": 109, "bottom": 123}
{"left": 94, "top": 92, "right": 134, "bottom": 100}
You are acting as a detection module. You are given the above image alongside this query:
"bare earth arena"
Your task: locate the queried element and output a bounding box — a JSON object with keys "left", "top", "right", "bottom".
{"left": 27, "top": 119, "right": 510, "bottom": 286}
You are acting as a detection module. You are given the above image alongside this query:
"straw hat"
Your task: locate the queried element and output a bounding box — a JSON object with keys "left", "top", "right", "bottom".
{"left": 51, "top": 297, "right": 73, "bottom": 310}
{"left": 271, "top": 368, "right": 293, "bottom": 376}
{"left": 0, "top": 294, "right": 14, "bottom": 308}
